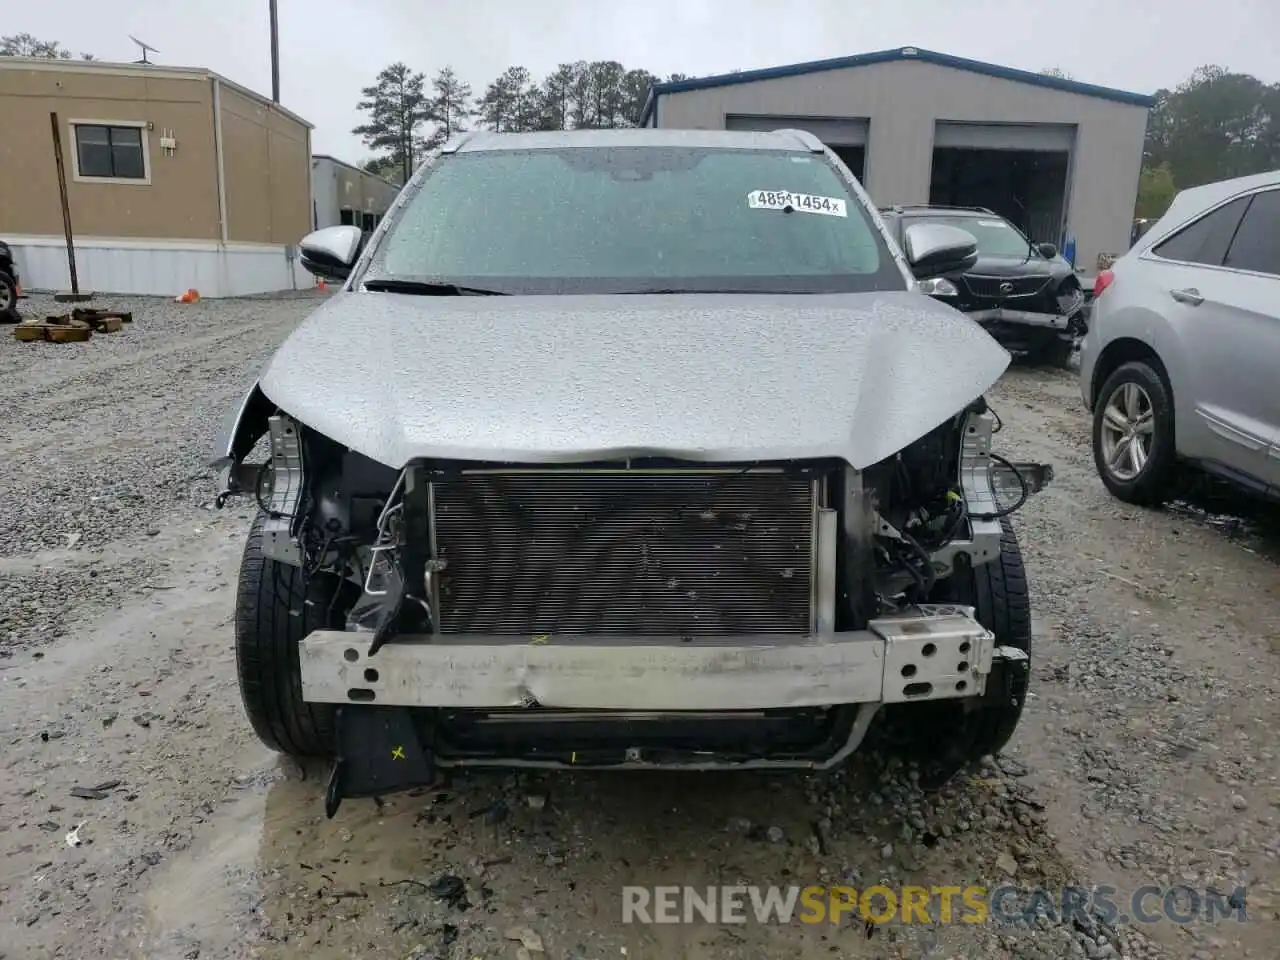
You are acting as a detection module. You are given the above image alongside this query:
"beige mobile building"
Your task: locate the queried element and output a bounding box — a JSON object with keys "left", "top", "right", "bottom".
{"left": 0, "top": 56, "right": 313, "bottom": 297}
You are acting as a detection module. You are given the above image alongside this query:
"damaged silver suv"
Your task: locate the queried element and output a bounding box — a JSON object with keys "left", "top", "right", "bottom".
{"left": 214, "top": 128, "right": 1051, "bottom": 816}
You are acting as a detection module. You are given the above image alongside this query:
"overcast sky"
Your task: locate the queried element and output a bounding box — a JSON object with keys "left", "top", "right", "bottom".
{"left": 14, "top": 0, "right": 1280, "bottom": 159}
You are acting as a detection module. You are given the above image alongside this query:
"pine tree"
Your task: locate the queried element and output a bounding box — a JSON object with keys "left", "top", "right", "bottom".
{"left": 478, "top": 66, "right": 538, "bottom": 132}
{"left": 352, "top": 63, "right": 430, "bottom": 185}
{"left": 431, "top": 66, "right": 472, "bottom": 141}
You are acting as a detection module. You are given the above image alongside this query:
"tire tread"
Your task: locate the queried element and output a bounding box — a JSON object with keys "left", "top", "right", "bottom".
{"left": 235, "top": 514, "right": 337, "bottom": 757}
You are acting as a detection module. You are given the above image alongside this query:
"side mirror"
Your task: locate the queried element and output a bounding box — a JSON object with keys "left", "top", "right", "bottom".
{"left": 299, "top": 225, "right": 363, "bottom": 282}
{"left": 1036, "top": 241, "right": 1059, "bottom": 259}
{"left": 902, "top": 223, "right": 978, "bottom": 280}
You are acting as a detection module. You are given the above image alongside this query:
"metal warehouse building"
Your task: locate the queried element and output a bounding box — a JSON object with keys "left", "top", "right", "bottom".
{"left": 642, "top": 46, "right": 1154, "bottom": 274}
{"left": 0, "top": 57, "right": 314, "bottom": 297}
{"left": 311, "top": 154, "right": 400, "bottom": 233}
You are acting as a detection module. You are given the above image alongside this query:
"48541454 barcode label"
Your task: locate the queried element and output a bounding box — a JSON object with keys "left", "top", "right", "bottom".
{"left": 747, "top": 190, "right": 848, "bottom": 217}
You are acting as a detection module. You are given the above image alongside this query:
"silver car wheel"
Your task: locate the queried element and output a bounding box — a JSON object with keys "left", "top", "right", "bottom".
{"left": 1099, "top": 381, "right": 1155, "bottom": 482}
{"left": 0, "top": 275, "right": 14, "bottom": 313}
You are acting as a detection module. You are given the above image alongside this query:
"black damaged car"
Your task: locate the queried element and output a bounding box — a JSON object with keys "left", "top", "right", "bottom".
{"left": 880, "top": 205, "right": 1087, "bottom": 367}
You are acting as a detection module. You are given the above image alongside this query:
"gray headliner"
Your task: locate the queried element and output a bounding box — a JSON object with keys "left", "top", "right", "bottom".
{"left": 447, "top": 127, "right": 821, "bottom": 153}
{"left": 254, "top": 291, "right": 1010, "bottom": 470}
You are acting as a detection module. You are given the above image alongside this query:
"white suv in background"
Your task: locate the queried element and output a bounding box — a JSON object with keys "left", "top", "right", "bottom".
{"left": 1079, "top": 169, "right": 1280, "bottom": 505}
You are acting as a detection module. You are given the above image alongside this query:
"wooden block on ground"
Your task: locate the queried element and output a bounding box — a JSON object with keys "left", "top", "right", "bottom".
{"left": 13, "top": 320, "right": 93, "bottom": 342}
{"left": 46, "top": 323, "right": 92, "bottom": 342}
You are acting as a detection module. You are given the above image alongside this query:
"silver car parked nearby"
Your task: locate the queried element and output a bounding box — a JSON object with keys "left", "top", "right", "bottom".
{"left": 1079, "top": 169, "right": 1280, "bottom": 505}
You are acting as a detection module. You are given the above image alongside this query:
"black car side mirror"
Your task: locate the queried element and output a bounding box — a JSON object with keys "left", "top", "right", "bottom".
{"left": 1036, "top": 242, "right": 1058, "bottom": 259}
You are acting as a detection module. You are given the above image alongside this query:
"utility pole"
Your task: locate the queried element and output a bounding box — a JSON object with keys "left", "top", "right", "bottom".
{"left": 269, "top": 0, "right": 280, "bottom": 103}
{"left": 49, "top": 112, "right": 90, "bottom": 302}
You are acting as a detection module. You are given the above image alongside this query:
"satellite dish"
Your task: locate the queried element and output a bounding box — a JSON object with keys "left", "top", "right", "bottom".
{"left": 128, "top": 35, "right": 159, "bottom": 65}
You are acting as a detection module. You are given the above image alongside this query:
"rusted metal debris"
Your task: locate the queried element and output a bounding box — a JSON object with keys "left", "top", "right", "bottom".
{"left": 12, "top": 307, "right": 132, "bottom": 343}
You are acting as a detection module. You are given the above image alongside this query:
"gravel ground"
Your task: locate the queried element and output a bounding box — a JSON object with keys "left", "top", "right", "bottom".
{"left": 0, "top": 293, "right": 1276, "bottom": 960}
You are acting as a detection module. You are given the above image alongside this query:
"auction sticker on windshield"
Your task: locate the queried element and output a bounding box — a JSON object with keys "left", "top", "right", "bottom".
{"left": 747, "top": 190, "right": 847, "bottom": 217}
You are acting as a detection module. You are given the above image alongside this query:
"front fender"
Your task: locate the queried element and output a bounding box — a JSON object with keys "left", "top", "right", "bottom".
{"left": 211, "top": 382, "right": 277, "bottom": 507}
{"left": 212, "top": 382, "right": 274, "bottom": 467}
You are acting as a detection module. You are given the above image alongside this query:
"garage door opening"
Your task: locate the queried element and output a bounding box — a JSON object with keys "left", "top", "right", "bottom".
{"left": 831, "top": 145, "right": 866, "bottom": 183}
{"left": 723, "top": 114, "right": 868, "bottom": 184}
{"left": 930, "top": 147, "right": 1069, "bottom": 246}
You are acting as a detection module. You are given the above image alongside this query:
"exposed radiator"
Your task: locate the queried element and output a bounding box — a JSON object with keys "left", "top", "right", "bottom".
{"left": 430, "top": 469, "right": 817, "bottom": 636}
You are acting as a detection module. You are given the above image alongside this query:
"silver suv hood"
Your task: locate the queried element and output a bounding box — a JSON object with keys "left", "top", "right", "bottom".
{"left": 258, "top": 291, "right": 1009, "bottom": 469}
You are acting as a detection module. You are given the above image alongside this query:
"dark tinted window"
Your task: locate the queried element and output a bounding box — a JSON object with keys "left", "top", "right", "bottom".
{"left": 1152, "top": 196, "right": 1249, "bottom": 265}
{"left": 1223, "top": 189, "right": 1280, "bottom": 276}
{"left": 74, "top": 124, "right": 146, "bottom": 179}
{"left": 370, "top": 146, "right": 905, "bottom": 295}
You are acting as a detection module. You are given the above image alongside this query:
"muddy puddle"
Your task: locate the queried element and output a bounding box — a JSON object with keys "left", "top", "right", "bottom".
{"left": 132, "top": 756, "right": 1079, "bottom": 960}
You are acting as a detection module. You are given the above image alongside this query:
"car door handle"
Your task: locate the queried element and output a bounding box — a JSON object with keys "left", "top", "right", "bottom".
{"left": 1170, "top": 287, "right": 1204, "bottom": 306}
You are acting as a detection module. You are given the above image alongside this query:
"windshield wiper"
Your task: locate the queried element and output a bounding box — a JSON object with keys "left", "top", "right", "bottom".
{"left": 620, "top": 288, "right": 796, "bottom": 295}
{"left": 362, "top": 278, "right": 508, "bottom": 296}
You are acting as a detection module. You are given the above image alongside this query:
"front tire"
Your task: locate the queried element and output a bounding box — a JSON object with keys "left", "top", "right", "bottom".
{"left": 1092, "top": 360, "right": 1176, "bottom": 505}
{"left": 874, "top": 518, "right": 1032, "bottom": 784}
{"left": 1033, "top": 336, "right": 1074, "bottom": 369}
{"left": 235, "top": 513, "right": 349, "bottom": 757}
{"left": 943, "top": 516, "right": 1032, "bottom": 761}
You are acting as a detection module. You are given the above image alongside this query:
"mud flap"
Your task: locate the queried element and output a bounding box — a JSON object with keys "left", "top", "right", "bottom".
{"left": 324, "top": 706, "right": 439, "bottom": 818}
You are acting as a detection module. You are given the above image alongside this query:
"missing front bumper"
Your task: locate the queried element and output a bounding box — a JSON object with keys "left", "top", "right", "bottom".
{"left": 300, "top": 605, "right": 996, "bottom": 711}
{"left": 307, "top": 607, "right": 1025, "bottom": 815}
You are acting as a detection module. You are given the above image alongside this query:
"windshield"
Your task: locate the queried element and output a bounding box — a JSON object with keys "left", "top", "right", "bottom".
{"left": 903, "top": 215, "right": 1033, "bottom": 259}
{"left": 365, "top": 146, "right": 905, "bottom": 295}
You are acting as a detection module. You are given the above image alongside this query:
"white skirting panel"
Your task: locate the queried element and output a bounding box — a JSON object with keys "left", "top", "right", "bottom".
{"left": 7, "top": 235, "right": 315, "bottom": 298}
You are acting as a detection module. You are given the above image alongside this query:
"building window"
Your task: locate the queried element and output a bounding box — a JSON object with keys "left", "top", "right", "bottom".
{"left": 361, "top": 212, "right": 376, "bottom": 232}
{"left": 70, "top": 122, "right": 149, "bottom": 183}
{"left": 339, "top": 208, "right": 356, "bottom": 226}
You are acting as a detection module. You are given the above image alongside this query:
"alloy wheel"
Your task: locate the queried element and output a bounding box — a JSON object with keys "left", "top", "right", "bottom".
{"left": 1099, "top": 381, "right": 1155, "bottom": 482}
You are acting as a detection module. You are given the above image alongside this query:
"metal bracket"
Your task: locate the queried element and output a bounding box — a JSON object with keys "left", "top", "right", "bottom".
{"left": 259, "top": 414, "right": 304, "bottom": 565}
{"left": 874, "top": 604, "right": 996, "bottom": 703}
{"left": 992, "top": 461, "right": 1054, "bottom": 500}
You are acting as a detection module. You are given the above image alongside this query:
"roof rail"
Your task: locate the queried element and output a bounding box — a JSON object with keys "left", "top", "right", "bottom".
{"left": 773, "top": 128, "right": 826, "bottom": 153}
{"left": 880, "top": 203, "right": 997, "bottom": 215}
{"left": 439, "top": 130, "right": 480, "bottom": 155}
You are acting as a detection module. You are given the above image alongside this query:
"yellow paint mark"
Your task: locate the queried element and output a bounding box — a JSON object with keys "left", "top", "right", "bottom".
{"left": 391, "top": 745, "right": 406, "bottom": 760}
{"left": 571, "top": 751, "right": 577, "bottom": 764}
{"left": 530, "top": 634, "right": 550, "bottom": 645}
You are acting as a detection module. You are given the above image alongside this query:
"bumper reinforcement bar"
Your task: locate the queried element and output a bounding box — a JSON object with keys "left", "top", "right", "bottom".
{"left": 300, "top": 606, "right": 997, "bottom": 712}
